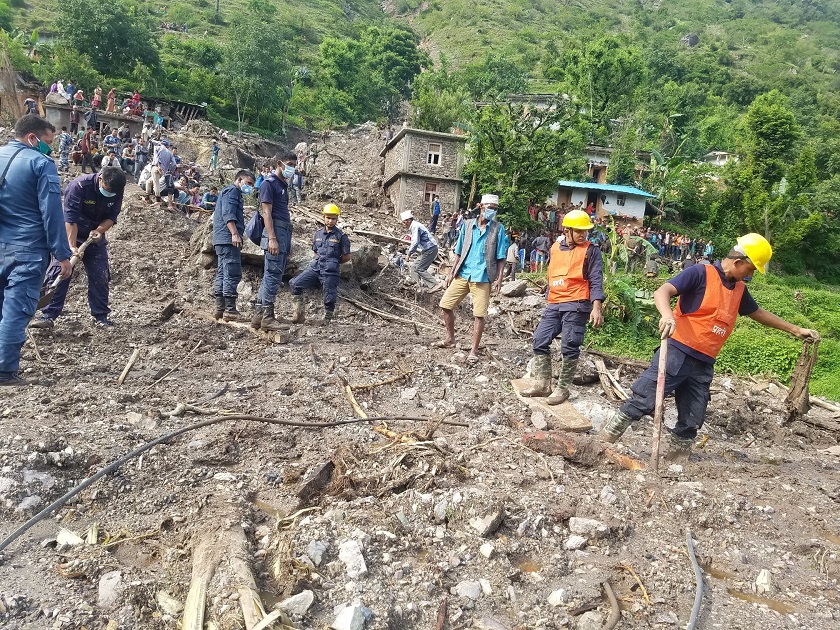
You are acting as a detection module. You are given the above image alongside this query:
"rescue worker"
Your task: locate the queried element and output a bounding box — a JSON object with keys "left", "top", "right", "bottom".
{"left": 599, "top": 233, "right": 820, "bottom": 461}
{"left": 289, "top": 204, "right": 351, "bottom": 323}
{"left": 252, "top": 151, "right": 297, "bottom": 331}
{"left": 400, "top": 209, "right": 442, "bottom": 292}
{"left": 212, "top": 169, "right": 255, "bottom": 322}
{"left": 435, "top": 194, "right": 509, "bottom": 365}
{"left": 30, "top": 166, "right": 127, "bottom": 329}
{"left": 0, "top": 115, "right": 72, "bottom": 385}
{"left": 521, "top": 210, "right": 605, "bottom": 404}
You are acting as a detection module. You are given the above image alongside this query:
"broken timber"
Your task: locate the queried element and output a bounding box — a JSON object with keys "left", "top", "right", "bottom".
{"left": 510, "top": 378, "right": 592, "bottom": 432}
{"left": 522, "top": 431, "right": 645, "bottom": 470}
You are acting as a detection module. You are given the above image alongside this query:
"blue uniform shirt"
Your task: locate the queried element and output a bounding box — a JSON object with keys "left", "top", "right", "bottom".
{"left": 64, "top": 173, "right": 123, "bottom": 241}
{"left": 213, "top": 184, "right": 244, "bottom": 245}
{"left": 454, "top": 220, "right": 509, "bottom": 283}
{"left": 0, "top": 140, "right": 72, "bottom": 260}
{"left": 311, "top": 225, "right": 351, "bottom": 275}
{"left": 259, "top": 173, "right": 291, "bottom": 226}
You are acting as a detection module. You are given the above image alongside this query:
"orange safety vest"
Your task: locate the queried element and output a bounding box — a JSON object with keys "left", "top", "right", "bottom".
{"left": 547, "top": 242, "right": 591, "bottom": 304}
{"left": 671, "top": 264, "right": 745, "bottom": 359}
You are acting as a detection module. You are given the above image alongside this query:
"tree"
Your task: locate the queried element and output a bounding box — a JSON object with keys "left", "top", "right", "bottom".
{"left": 744, "top": 90, "right": 800, "bottom": 184}
{"left": 410, "top": 57, "right": 471, "bottom": 132}
{"left": 221, "top": 21, "right": 287, "bottom": 132}
{"left": 55, "top": 0, "right": 158, "bottom": 76}
{"left": 465, "top": 96, "right": 585, "bottom": 230}
{"left": 460, "top": 54, "right": 528, "bottom": 101}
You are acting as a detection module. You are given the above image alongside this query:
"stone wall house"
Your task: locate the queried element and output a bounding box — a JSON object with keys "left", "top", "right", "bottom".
{"left": 379, "top": 127, "right": 466, "bottom": 219}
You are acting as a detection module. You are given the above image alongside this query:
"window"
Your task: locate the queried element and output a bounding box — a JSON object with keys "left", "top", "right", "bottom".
{"left": 616, "top": 194, "right": 626, "bottom": 207}
{"left": 427, "top": 143, "right": 441, "bottom": 166}
{"left": 424, "top": 182, "right": 438, "bottom": 203}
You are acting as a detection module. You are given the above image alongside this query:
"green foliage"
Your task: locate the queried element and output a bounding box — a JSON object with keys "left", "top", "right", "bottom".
{"left": 464, "top": 95, "right": 584, "bottom": 229}
{"left": 745, "top": 90, "right": 800, "bottom": 184}
{"left": 55, "top": 0, "right": 159, "bottom": 76}
{"left": 0, "top": 2, "right": 13, "bottom": 32}
{"left": 460, "top": 54, "right": 528, "bottom": 101}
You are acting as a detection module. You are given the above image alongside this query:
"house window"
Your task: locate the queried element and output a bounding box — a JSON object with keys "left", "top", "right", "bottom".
{"left": 616, "top": 194, "right": 626, "bottom": 207}
{"left": 427, "top": 143, "right": 441, "bottom": 166}
{"left": 424, "top": 182, "right": 438, "bottom": 203}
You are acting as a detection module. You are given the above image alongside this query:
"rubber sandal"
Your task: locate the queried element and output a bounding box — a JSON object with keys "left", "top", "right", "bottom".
{"left": 432, "top": 340, "right": 455, "bottom": 349}
{"left": 466, "top": 353, "right": 480, "bottom": 365}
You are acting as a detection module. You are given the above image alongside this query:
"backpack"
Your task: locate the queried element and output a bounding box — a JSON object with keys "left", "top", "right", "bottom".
{"left": 245, "top": 210, "right": 264, "bottom": 245}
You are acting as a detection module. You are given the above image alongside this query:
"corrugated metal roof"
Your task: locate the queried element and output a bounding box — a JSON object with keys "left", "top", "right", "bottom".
{"left": 556, "top": 180, "right": 655, "bottom": 198}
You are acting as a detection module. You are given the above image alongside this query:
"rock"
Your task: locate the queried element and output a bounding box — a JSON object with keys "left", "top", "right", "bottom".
{"left": 0, "top": 476, "right": 16, "bottom": 495}
{"left": 500, "top": 280, "right": 527, "bottom": 297}
{"left": 568, "top": 517, "right": 609, "bottom": 539}
{"left": 577, "top": 610, "right": 604, "bottom": 630}
{"left": 98, "top": 571, "right": 124, "bottom": 610}
{"left": 433, "top": 499, "right": 448, "bottom": 523}
{"left": 338, "top": 539, "right": 368, "bottom": 578}
{"left": 599, "top": 485, "right": 617, "bottom": 506}
{"left": 297, "top": 461, "right": 335, "bottom": 501}
{"left": 755, "top": 568, "right": 772, "bottom": 594}
{"left": 547, "top": 588, "right": 569, "bottom": 606}
{"left": 349, "top": 244, "right": 382, "bottom": 278}
{"left": 479, "top": 543, "right": 495, "bottom": 559}
{"left": 400, "top": 387, "right": 418, "bottom": 400}
{"left": 331, "top": 604, "right": 366, "bottom": 630}
{"left": 213, "top": 472, "right": 236, "bottom": 482}
{"left": 15, "top": 495, "right": 42, "bottom": 513}
{"left": 453, "top": 580, "right": 482, "bottom": 600}
{"left": 470, "top": 504, "right": 505, "bottom": 537}
{"left": 521, "top": 295, "right": 544, "bottom": 308}
{"left": 479, "top": 578, "right": 493, "bottom": 595}
{"left": 531, "top": 410, "right": 548, "bottom": 431}
{"left": 307, "top": 540, "right": 328, "bottom": 566}
{"left": 668, "top": 464, "right": 684, "bottom": 474}
{"left": 155, "top": 591, "right": 183, "bottom": 616}
{"left": 564, "top": 535, "right": 587, "bottom": 551}
{"left": 474, "top": 375, "right": 490, "bottom": 384}
{"left": 279, "top": 590, "right": 315, "bottom": 616}
{"left": 475, "top": 618, "right": 510, "bottom": 630}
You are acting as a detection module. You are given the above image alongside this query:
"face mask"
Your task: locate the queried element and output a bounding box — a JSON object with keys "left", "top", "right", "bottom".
{"left": 282, "top": 165, "right": 295, "bottom": 179}
{"left": 99, "top": 186, "right": 116, "bottom": 197}
{"left": 240, "top": 184, "right": 254, "bottom": 195}
{"left": 29, "top": 137, "right": 52, "bottom": 156}
{"left": 483, "top": 208, "right": 497, "bottom": 221}
{"left": 743, "top": 275, "right": 753, "bottom": 283}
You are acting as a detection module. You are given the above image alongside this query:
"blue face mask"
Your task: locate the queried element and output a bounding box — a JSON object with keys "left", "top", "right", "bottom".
{"left": 483, "top": 208, "right": 497, "bottom": 221}
{"left": 743, "top": 276, "right": 753, "bottom": 283}
{"left": 240, "top": 184, "right": 254, "bottom": 195}
{"left": 282, "top": 164, "right": 295, "bottom": 179}
{"left": 99, "top": 186, "right": 116, "bottom": 197}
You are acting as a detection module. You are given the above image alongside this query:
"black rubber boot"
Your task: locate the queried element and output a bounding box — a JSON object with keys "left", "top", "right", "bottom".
{"left": 222, "top": 296, "right": 247, "bottom": 322}
{"left": 250, "top": 302, "right": 263, "bottom": 329}
{"left": 213, "top": 294, "right": 225, "bottom": 320}
{"left": 260, "top": 304, "right": 286, "bottom": 331}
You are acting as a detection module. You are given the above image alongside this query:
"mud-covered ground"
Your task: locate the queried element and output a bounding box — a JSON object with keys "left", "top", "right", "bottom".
{"left": 1, "top": 126, "right": 839, "bottom": 630}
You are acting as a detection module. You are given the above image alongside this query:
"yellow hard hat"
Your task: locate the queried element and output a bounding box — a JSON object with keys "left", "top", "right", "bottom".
{"left": 736, "top": 233, "right": 772, "bottom": 274}
{"left": 323, "top": 203, "right": 341, "bottom": 217}
{"left": 562, "top": 209, "right": 594, "bottom": 230}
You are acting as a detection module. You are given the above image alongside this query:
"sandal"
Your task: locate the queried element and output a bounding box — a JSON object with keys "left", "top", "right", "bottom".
{"left": 432, "top": 340, "right": 455, "bottom": 349}
{"left": 466, "top": 353, "right": 480, "bottom": 365}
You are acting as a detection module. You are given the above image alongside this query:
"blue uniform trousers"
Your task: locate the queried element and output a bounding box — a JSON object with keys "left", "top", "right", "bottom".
{"left": 619, "top": 344, "right": 714, "bottom": 440}
{"left": 532, "top": 305, "right": 589, "bottom": 360}
{"left": 213, "top": 244, "right": 242, "bottom": 297}
{"left": 41, "top": 240, "right": 110, "bottom": 320}
{"left": 257, "top": 223, "right": 292, "bottom": 305}
{"left": 0, "top": 243, "right": 49, "bottom": 374}
{"left": 290, "top": 267, "right": 339, "bottom": 312}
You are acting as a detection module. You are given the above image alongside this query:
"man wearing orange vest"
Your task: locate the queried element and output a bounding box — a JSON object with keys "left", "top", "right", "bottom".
{"left": 599, "top": 233, "right": 819, "bottom": 461}
{"left": 522, "top": 210, "right": 605, "bottom": 404}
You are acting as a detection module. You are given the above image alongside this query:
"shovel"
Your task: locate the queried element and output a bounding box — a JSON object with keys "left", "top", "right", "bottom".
{"left": 650, "top": 340, "right": 668, "bottom": 474}
{"left": 37, "top": 234, "right": 97, "bottom": 309}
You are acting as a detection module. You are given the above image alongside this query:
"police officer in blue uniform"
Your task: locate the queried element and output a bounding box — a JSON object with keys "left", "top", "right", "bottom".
{"left": 251, "top": 151, "right": 297, "bottom": 332}
{"left": 0, "top": 115, "right": 72, "bottom": 386}
{"left": 289, "top": 204, "right": 351, "bottom": 323}
{"left": 30, "top": 166, "right": 127, "bottom": 329}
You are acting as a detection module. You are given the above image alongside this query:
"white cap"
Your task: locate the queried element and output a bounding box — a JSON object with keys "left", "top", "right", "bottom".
{"left": 481, "top": 194, "right": 499, "bottom": 206}
{"left": 400, "top": 210, "right": 414, "bottom": 221}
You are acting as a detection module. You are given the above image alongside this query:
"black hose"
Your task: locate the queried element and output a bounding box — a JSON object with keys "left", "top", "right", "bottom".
{"left": 0, "top": 414, "right": 459, "bottom": 555}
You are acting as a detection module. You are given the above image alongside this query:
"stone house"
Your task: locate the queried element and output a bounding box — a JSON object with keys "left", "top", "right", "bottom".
{"left": 379, "top": 127, "right": 466, "bottom": 218}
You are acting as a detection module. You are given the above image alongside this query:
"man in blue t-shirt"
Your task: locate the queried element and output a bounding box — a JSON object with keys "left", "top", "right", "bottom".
{"left": 251, "top": 151, "right": 297, "bottom": 332}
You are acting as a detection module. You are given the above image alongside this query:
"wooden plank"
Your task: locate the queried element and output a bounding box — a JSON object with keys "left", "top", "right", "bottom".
{"left": 511, "top": 378, "right": 592, "bottom": 432}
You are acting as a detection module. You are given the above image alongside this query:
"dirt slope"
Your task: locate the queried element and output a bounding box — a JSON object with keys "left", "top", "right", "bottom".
{"left": 0, "top": 125, "right": 839, "bottom": 630}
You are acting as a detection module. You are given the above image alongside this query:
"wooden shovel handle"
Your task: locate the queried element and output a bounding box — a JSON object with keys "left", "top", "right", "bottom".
{"left": 651, "top": 342, "right": 668, "bottom": 474}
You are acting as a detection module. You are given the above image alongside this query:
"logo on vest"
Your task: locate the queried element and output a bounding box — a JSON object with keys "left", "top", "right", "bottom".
{"left": 712, "top": 325, "right": 727, "bottom": 336}
{"left": 552, "top": 278, "right": 565, "bottom": 287}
